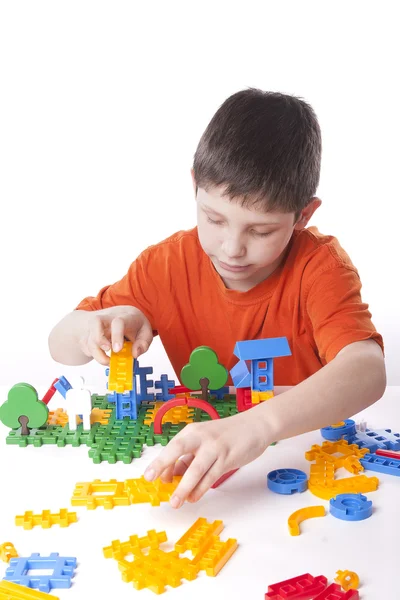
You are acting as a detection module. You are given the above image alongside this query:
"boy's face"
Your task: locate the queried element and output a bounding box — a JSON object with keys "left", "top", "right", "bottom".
{"left": 195, "top": 181, "right": 320, "bottom": 292}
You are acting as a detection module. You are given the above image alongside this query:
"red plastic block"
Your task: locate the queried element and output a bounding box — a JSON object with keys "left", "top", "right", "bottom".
{"left": 265, "top": 573, "right": 328, "bottom": 599}
{"left": 236, "top": 387, "right": 253, "bottom": 412}
{"left": 313, "top": 583, "right": 359, "bottom": 599}
{"left": 211, "top": 469, "right": 239, "bottom": 489}
{"left": 170, "top": 385, "right": 191, "bottom": 394}
{"left": 153, "top": 397, "right": 220, "bottom": 435}
{"left": 376, "top": 449, "right": 400, "bottom": 460}
{"left": 41, "top": 379, "right": 59, "bottom": 405}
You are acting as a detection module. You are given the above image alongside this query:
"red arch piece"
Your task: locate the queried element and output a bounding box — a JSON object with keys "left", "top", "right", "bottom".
{"left": 153, "top": 397, "right": 220, "bottom": 435}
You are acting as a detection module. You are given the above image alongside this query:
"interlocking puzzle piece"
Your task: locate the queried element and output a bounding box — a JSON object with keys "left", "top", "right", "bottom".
{"left": 155, "top": 375, "right": 176, "bottom": 401}
{"left": 65, "top": 378, "right": 92, "bottom": 430}
{"left": 15, "top": 509, "right": 77, "bottom": 530}
{"left": 359, "top": 452, "right": 400, "bottom": 476}
{"left": 71, "top": 479, "right": 130, "bottom": 509}
{"left": 330, "top": 493, "right": 372, "bottom": 521}
{"left": 306, "top": 440, "right": 367, "bottom": 468}
{"left": 4, "top": 553, "right": 76, "bottom": 592}
{"left": 108, "top": 341, "right": 134, "bottom": 393}
{"left": 41, "top": 378, "right": 59, "bottom": 405}
{"left": 288, "top": 506, "right": 326, "bottom": 536}
{"left": 104, "top": 530, "right": 167, "bottom": 560}
{"left": 0, "top": 542, "right": 18, "bottom": 563}
{"left": 251, "top": 390, "right": 274, "bottom": 404}
{"left": 0, "top": 384, "right": 49, "bottom": 434}
{"left": 346, "top": 427, "right": 400, "bottom": 453}
{"left": 376, "top": 448, "right": 400, "bottom": 459}
{"left": 210, "top": 386, "right": 229, "bottom": 400}
{"left": 236, "top": 386, "right": 253, "bottom": 411}
{"left": 267, "top": 469, "right": 308, "bottom": 494}
{"left": 107, "top": 389, "right": 138, "bottom": 420}
{"left": 265, "top": 573, "right": 328, "bottom": 599}
{"left": 181, "top": 346, "right": 228, "bottom": 401}
{"left": 53, "top": 376, "right": 72, "bottom": 399}
{"left": 335, "top": 570, "right": 360, "bottom": 591}
{"left": 321, "top": 420, "right": 356, "bottom": 441}
{"left": 135, "top": 361, "right": 154, "bottom": 401}
{"left": 0, "top": 580, "right": 60, "bottom": 599}
{"left": 313, "top": 583, "right": 359, "bottom": 599}
{"left": 143, "top": 401, "right": 194, "bottom": 426}
{"left": 175, "top": 517, "right": 224, "bottom": 553}
{"left": 230, "top": 360, "right": 251, "bottom": 388}
{"left": 309, "top": 474, "right": 379, "bottom": 500}
{"left": 153, "top": 397, "right": 220, "bottom": 435}
{"left": 125, "top": 476, "right": 181, "bottom": 506}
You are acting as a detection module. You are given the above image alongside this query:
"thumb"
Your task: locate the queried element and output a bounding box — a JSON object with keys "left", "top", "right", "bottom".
{"left": 132, "top": 320, "right": 153, "bottom": 358}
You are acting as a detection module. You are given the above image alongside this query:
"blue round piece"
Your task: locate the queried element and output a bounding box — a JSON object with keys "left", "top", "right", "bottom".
{"left": 320, "top": 419, "right": 356, "bottom": 441}
{"left": 329, "top": 493, "right": 373, "bottom": 521}
{"left": 267, "top": 469, "right": 308, "bottom": 494}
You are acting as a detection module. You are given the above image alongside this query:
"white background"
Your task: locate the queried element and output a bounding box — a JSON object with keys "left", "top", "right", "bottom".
{"left": 0, "top": 1, "right": 399, "bottom": 393}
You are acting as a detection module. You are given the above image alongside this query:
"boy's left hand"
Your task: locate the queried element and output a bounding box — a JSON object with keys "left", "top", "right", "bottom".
{"left": 143, "top": 409, "right": 271, "bottom": 508}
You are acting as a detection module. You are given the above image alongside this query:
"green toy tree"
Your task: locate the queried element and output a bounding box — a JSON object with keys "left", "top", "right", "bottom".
{"left": 181, "top": 346, "right": 228, "bottom": 401}
{"left": 0, "top": 383, "right": 49, "bottom": 435}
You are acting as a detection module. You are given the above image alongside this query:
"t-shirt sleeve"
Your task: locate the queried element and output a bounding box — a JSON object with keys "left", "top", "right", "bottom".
{"left": 305, "top": 266, "right": 384, "bottom": 363}
{"left": 74, "top": 247, "right": 160, "bottom": 332}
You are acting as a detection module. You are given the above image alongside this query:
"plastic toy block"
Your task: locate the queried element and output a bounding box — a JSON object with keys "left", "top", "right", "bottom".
{"left": 251, "top": 390, "right": 274, "bottom": 404}
{"left": 181, "top": 346, "right": 228, "bottom": 401}
{"left": 251, "top": 358, "right": 273, "bottom": 393}
{"left": 320, "top": 420, "right": 356, "bottom": 441}
{"left": 0, "top": 543, "right": 18, "bottom": 563}
{"left": 233, "top": 337, "right": 291, "bottom": 360}
{"left": 0, "top": 383, "right": 49, "bottom": 434}
{"left": 376, "top": 448, "right": 400, "bottom": 459}
{"left": 170, "top": 385, "right": 190, "bottom": 395}
{"left": 143, "top": 401, "right": 194, "bottom": 426}
{"left": 211, "top": 468, "right": 239, "bottom": 489}
{"left": 312, "top": 583, "right": 359, "bottom": 599}
{"left": 309, "top": 474, "right": 379, "bottom": 500}
{"left": 267, "top": 469, "right": 308, "bottom": 494}
{"left": 330, "top": 493, "right": 372, "bottom": 521}
{"left": 107, "top": 389, "right": 138, "bottom": 420}
{"left": 153, "top": 397, "right": 220, "bottom": 435}
{"left": 0, "top": 580, "right": 60, "bottom": 599}
{"left": 265, "top": 573, "right": 328, "bottom": 599}
{"left": 236, "top": 386, "right": 253, "bottom": 412}
{"left": 155, "top": 375, "right": 176, "bottom": 401}
{"left": 135, "top": 361, "right": 155, "bottom": 401}
{"left": 190, "top": 536, "right": 238, "bottom": 576}
{"left": 124, "top": 476, "right": 181, "bottom": 506}
{"left": 359, "top": 452, "right": 400, "bottom": 476}
{"left": 342, "top": 455, "right": 364, "bottom": 475}
{"left": 108, "top": 341, "right": 134, "bottom": 393}
{"left": 366, "top": 428, "right": 400, "bottom": 450}
{"left": 175, "top": 518, "right": 224, "bottom": 554}
{"left": 15, "top": 509, "right": 77, "bottom": 530}
{"left": 335, "top": 570, "right": 360, "bottom": 591}
{"left": 306, "top": 440, "right": 367, "bottom": 468}
{"left": 230, "top": 359, "right": 251, "bottom": 388}
{"left": 41, "top": 378, "right": 58, "bottom": 405}
{"left": 288, "top": 506, "right": 325, "bottom": 536}
{"left": 345, "top": 427, "right": 400, "bottom": 453}
{"left": 103, "top": 530, "right": 167, "bottom": 560}
{"left": 53, "top": 376, "right": 72, "bottom": 399}
{"left": 210, "top": 386, "right": 230, "bottom": 400}
{"left": 4, "top": 553, "right": 76, "bottom": 592}
{"left": 71, "top": 479, "right": 130, "bottom": 509}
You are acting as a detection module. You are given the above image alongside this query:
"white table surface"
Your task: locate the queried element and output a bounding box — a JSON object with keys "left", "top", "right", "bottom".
{"left": 0, "top": 385, "right": 399, "bottom": 599}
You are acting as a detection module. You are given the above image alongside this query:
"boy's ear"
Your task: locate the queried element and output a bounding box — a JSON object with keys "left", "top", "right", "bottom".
{"left": 294, "top": 197, "right": 322, "bottom": 229}
{"left": 190, "top": 169, "right": 198, "bottom": 197}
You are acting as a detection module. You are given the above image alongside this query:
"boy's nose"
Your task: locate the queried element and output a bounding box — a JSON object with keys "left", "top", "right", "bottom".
{"left": 221, "top": 236, "right": 246, "bottom": 259}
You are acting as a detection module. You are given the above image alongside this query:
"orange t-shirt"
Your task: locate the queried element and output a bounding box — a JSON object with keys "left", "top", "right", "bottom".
{"left": 75, "top": 226, "right": 383, "bottom": 386}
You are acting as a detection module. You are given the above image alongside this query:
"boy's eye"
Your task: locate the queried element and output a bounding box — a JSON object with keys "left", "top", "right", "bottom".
{"left": 251, "top": 230, "right": 272, "bottom": 237}
{"left": 207, "top": 216, "right": 224, "bottom": 226}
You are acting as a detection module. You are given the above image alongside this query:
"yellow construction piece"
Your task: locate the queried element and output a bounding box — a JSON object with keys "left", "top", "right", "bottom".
{"left": 143, "top": 402, "right": 195, "bottom": 426}
{"left": 331, "top": 421, "right": 345, "bottom": 428}
{"left": 15, "top": 509, "right": 77, "bottom": 530}
{"left": 288, "top": 506, "right": 326, "bottom": 536}
{"left": 0, "top": 542, "right": 18, "bottom": 563}
{"left": 175, "top": 517, "right": 224, "bottom": 553}
{"left": 72, "top": 479, "right": 130, "bottom": 510}
{"left": 335, "top": 569, "right": 360, "bottom": 591}
{"left": 108, "top": 340, "right": 134, "bottom": 393}
{"left": 309, "top": 475, "right": 379, "bottom": 500}
{"left": 47, "top": 407, "right": 112, "bottom": 426}
{"left": 103, "top": 530, "right": 167, "bottom": 560}
{"left": 0, "top": 580, "right": 59, "bottom": 599}
{"left": 125, "top": 476, "right": 181, "bottom": 506}
{"left": 251, "top": 390, "right": 274, "bottom": 404}
{"left": 306, "top": 440, "right": 367, "bottom": 468}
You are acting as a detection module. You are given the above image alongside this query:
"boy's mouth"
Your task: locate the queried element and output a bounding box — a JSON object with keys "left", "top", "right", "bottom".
{"left": 218, "top": 260, "right": 250, "bottom": 273}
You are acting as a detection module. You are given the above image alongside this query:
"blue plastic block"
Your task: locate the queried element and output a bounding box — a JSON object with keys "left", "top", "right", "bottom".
{"left": 359, "top": 453, "right": 400, "bottom": 477}
{"left": 251, "top": 358, "right": 274, "bottom": 392}
{"left": 155, "top": 374, "right": 175, "bottom": 401}
{"left": 53, "top": 376, "right": 72, "bottom": 399}
{"left": 230, "top": 360, "right": 251, "bottom": 388}
{"left": 108, "top": 389, "right": 138, "bottom": 420}
{"left": 329, "top": 493, "right": 372, "bottom": 521}
{"left": 372, "top": 429, "right": 400, "bottom": 450}
{"left": 321, "top": 420, "right": 356, "bottom": 441}
{"left": 135, "top": 361, "right": 154, "bottom": 401}
{"left": 267, "top": 469, "right": 308, "bottom": 494}
{"left": 210, "top": 386, "right": 230, "bottom": 400}
{"left": 345, "top": 428, "right": 400, "bottom": 453}
{"left": 233, "top": 337, "right": 291, "bottom": 360}
{"left": 4, "top": 553, "right": 77, "bottom": 592}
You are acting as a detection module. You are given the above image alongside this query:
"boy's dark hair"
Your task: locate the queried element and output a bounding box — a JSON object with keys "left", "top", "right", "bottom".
{"left": 193, "top": 88, "right": 321, "bottom": 216}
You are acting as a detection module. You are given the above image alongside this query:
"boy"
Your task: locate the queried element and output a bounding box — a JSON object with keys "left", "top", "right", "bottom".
{"left": 48, "top": 89, "right": 386, "bottom": 510}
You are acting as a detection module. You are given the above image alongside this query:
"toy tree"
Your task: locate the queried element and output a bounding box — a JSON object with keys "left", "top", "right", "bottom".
{"left": 181, "top": 346, "right": 228, "bottom": 401}
{"left": 0, "top": 383, "right": 49, "bottom": 435}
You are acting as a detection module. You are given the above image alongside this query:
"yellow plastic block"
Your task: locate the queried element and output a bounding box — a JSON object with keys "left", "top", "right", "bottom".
{"left": 308, "top": 475, "right": 379, "bottom": 500}
{"left": 108, "top": 340, "right": 134, "bottom": 393}
{"left": 103, "top": 530, "right": 167, "bottom": 560}
{"left": 71, "top": 480, "right": 130, "bottom": 510}
{"left": 0, "top": 542, "right": 18, "bottom": 563}
{"left": 288, "top": 506, "right": 326, "bottom": 536}
{"left": 175, "top": 517, "right": 224, "bottom": 554}
{"left": 190, "top": 536, "right": 238, "bottom": 576}
{"left": 331, "top": 421, "right": 345, "bottom": 428}
{"left": 143, "top": 402, "right": 194, "bottom": 426}
{"left": 343, "top": 455, "right": 364, "bottom": 474}
{"left": 48, "top": 407, "right": 112, "bottom": 426}
{"left": 47, "top": 408, "right": 69, "bottom": 426}
{"left": 251, "top": 390, "right": 274, "bottom": 404}
{"left": 15, "top": 509, "right": 77, "bottom": 530}
{"left": 125, "top": 476, "right": 181, "bottom": 506}
{"left": 309, "top": 458, "right": 335, "bottom": 486}
{"left": 335, "top": 569, "right": 360, "bottom": 591}
{"left": 0, "top": 581, "right": 59, "bottom": 599}
{"left": 306, "top": 440, "right": 367, "bottom": 468}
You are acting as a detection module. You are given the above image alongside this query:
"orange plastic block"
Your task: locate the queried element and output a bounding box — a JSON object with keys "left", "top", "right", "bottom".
{"left": 251, "top": 390, "right": 274, "bottom": 404}
{"left": 15, "top": 509, "right": 77, "bottom": 530}
{"left": 335, "top": 570, "right": 360, "bottom": 591}
{"left": 175, "top": 517, "right": 224, "bottom": 553}
{"left": 71, "top": 479, "right": 130, "bottom": 509}
{"left": 48, "top": 407, "right": 112, "bottom": 426}
{"left": 288, "top": 506, "right": 326, "bottom": 536}
{"left": 0, "top": 542, "right": 18, "bottom": 563}
{"left": 0, "top": 581, "right": 59, "bottom": 599}
{"left": 124, "top": 476, "right": 181, "bottom": 506}
{"left": 143, "top": 402, "right": 194, "bottom": 426}
{"left": 108, "top": 340, "right": 134, "bottom": 393}
{"left": 306, "top": 440, "right": 367, "bottom": 468}
{"left": 308, "top": 474, "right": 379, "bottom": 500}
{"left": 103, "top": 530, "right": 167, "bottom": 560}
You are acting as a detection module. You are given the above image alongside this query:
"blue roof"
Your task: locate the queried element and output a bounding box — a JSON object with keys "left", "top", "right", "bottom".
{"left": 233, "top": 337, "right": 291, "bottom": 360}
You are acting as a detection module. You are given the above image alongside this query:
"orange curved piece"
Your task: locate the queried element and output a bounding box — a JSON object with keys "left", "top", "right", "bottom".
{"left": 288, "top": 505, "right": 325, "bottom": 536}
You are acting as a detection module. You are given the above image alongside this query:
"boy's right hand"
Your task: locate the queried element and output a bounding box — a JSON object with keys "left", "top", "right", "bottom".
{"left": 78, "top": 306, "right": 153, "bottom": 365}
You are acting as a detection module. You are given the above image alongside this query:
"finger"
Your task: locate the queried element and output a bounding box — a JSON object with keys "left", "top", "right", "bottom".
{"left": 168, "top": 451, "right": 218, "bottom": 509}
{"left": 87, "top": 336, "right": 110, "bottom": 366}
{"left": 187, "top": 460, "right": 225, "bottom": 503}
{"left": 144, "top": 434, "right": 198, "bottom": 482}
{"left": 110, "top": 317, "right": 126, "bottom": 352}
{"left": 174, "top": 454, "right": 194, "bottom": 476}
{"left": 132, "top": 320, "right": 153, "bottom": 358}
{"left": 160, "top": 464, "right": 175, "bottom": 483}
{"left": 91, "top": 316, "right": 111, "bottom": 352}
